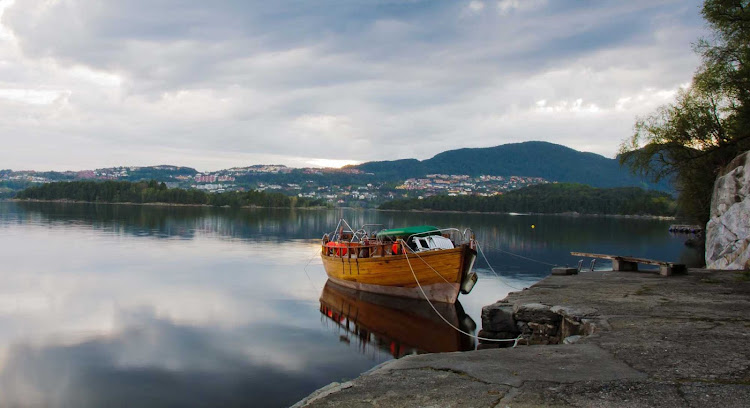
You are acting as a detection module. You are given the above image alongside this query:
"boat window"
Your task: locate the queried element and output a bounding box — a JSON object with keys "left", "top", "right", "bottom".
{"left": 413, "top": 238, "right": 425, "bottom": 250}
{"left": 426, "top": 235, "right": 454, "bottom": 250}
{"left": 410, "top": 235, "right": 454, "bottom": 251}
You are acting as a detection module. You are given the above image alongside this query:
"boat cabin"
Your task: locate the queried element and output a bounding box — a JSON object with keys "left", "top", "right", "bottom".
{"left": 322, "top": 220, "right": 467, "bottom": 259}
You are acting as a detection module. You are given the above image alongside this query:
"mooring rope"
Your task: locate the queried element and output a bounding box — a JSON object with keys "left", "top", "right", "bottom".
{"left": 302, "top": 246, "right": 324, "bottom": 293}
{"left": 400, "top": 240, "right": 522, "bottom": 345}
{"left": 482, "top": 243, "right": 558, "bottom": 267}
{"left": 400, "top": 242, "right": 453, "bottom": 285}
{"left": 474, "top": 240, "right": 528, "bottom": 291}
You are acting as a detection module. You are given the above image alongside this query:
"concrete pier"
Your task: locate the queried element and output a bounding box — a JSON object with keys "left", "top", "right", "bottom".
{"left": 295, "top": 268, "right": 750, "bottom": 407}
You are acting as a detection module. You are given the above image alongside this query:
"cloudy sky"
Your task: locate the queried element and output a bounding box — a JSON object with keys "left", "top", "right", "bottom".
{"left": 0, "top": 0, "right": 706, "bottom": 171}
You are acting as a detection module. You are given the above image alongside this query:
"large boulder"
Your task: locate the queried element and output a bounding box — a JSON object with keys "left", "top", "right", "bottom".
{"left": 513, "top": 303, "right": 561, "bottom": 324}
{"left": 706, "top": 151, "right": 750, "bottom": 270}
{"left": 481, "top": 302, "right": 517, "bottom": 334}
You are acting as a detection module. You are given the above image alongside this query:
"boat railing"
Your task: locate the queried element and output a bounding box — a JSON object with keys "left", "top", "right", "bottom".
{"left": 322, "top": 240, "right": 396, "bottom": 258}
{"left": 356, "top": 224, "right": 385, "bottom": 238}
{"left": 322, "top": 221, "right": 474, "bottom": 259}
{"left": 325, "top": 218, "right": 355, "bottom": 242}
{"left": 325, "top": 220, "right": 387, "bottom": 242}
{"left": 463, "top": 228, "right": 476, "bottom": 243}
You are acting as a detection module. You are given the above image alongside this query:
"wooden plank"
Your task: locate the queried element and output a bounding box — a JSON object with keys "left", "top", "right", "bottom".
{"left": 571, "top": 252, "right": 676, "bottom": 266}
{"left": 618, "top": 256, "right": 670, "bottom": 266}
{"left": 570, "top": 252, "right": 618, "bottom": 260}
{"left": 572, "top": 251, "right": 687, "bottom": 277}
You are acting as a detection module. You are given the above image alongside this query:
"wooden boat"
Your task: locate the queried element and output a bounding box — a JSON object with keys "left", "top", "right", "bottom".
{"left": 319, "top": 280, "right": 476, "bottom": 357}
{"left": 320, "top": 220, "right": 478, "bottom": 304}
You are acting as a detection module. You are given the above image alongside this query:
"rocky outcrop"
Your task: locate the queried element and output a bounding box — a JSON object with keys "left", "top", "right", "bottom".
{"left": 478, "top": 301, "right": 603, "bottom": 347}
{"left": 706, "top": 151, "right": 750, "bottom": 270}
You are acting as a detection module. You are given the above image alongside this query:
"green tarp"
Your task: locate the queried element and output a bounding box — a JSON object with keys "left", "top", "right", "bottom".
{"left": 376, "top": 225, "right": 440, "bottom": 238}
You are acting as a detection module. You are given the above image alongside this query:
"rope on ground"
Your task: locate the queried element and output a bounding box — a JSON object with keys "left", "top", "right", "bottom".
{"left": 401, "top": 242, "right": 522, "bottom": 345}
{"left": 474, "top": 240, "right": 528, "bottom": 291}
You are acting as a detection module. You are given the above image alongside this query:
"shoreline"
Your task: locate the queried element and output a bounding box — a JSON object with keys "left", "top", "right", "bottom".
{"left": 296, "top": 267, "right": 750, "bottom": 407}
{"left": 3, "top": 199, "right": 676, "bottom": 219}
{"left": 375, "top": 207, "right": 676, "bottom": 220}
{"left": 3, "top": 198, "right": 329, "bottom": 210}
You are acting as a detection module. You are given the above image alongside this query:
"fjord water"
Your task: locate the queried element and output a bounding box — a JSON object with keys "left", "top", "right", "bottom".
{"left": 0, "top": 202, "right": 702, "bottom": 407}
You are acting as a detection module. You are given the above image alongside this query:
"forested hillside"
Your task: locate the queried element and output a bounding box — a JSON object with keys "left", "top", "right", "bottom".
{"left": 352, "top": 141, "right": 670, "bottom": 190}
{"left": 15, "top": 180, "right": 325, "bottom": 208}
{"left": 379, "top": 183, "right": 675, "bottom": 216}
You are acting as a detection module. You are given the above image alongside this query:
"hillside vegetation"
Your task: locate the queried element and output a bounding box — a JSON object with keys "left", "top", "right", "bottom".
{"left": 15, "top": 180, "right": 325, "bottom": 208}
{"left": 353, "top": 141, "right": 670, "bottom": 190}
{"left": 379, "top": 183, "right": 675, "bottom": 216}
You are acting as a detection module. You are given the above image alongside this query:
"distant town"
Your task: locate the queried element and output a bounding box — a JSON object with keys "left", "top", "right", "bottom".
{"left": 0, "top": 165, "right": 550, "bottom": 207}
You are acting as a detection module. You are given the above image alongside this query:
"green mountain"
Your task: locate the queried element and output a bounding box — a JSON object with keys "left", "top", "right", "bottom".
{"left": 352, "top": 141, "right": 669, "bottom": 190}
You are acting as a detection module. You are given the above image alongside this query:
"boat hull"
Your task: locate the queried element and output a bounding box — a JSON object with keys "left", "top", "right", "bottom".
{"left": 319, "top": 280, "right": 475, "bottom": 356}
{"left": 320, "top": 244, "right": 476, "bottom": 304}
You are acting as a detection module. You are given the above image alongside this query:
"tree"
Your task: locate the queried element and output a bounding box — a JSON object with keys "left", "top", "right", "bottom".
{"left": 619, "top": 0, "right": 750, "bottom": 224}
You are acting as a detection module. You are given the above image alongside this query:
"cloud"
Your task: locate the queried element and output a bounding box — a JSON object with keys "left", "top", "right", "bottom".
{"left": 0, "top": 0, "right": 707, "bottom": 170}
{"left": 469, "top": 1, "right": 485, "bottom": 12}
{"left": 0, "top": 88, "right": 69, "bottom": 104}
{"left": 497, "top": 0, "right": 547, "bottom": 16}
{"left": 535, "top": 98, "right": 601, "bottom": 114}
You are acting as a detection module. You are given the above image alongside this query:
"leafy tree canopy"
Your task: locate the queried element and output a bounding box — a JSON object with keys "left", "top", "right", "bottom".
{"left": 620, "top": 0, "right": 750, "bottom": 223}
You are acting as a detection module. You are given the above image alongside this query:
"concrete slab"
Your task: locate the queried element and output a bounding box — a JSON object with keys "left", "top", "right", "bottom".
{"left": 383, "top": 344, "right": 646, "bottom": 387}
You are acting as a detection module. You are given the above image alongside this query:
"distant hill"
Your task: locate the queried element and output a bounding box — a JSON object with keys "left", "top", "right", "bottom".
{"left": 15, "top": 180, "right": 324, "bottom": 208}
{"left": 113, "top": 165, "right": 198, "bottom": 181}
{"left": 352, "top": 141, "right": 670, "bottom": 190}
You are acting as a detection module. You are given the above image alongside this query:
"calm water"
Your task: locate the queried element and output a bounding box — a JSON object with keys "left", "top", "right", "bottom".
{"left": 0, "top": 202, "right": 702, "bottom": 407}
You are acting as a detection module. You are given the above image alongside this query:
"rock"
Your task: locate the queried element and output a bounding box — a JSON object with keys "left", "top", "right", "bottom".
{"left": 550, "top": 305, "right": 599, "bottom": 322}
{"left": 476, "top": 342, "right": 501, "bottom": 350}
{"left": 525, "top": 322, "right": 560, "bottom": 345}
{"left": 477, "top": 330, "right": 518, "bottom": 348}
{"left": 481, "top": 302, "right": 518, "bottom": 333}
{"left": 477, "top": 329, "right": 519, "bottom": 341}
{"left": 527, "top": 322, "right": 558, "bottom": 335}
{"left": 706, "top": 151, "right": 750, "bottom": 270}
{"left": 563, "top": 335, "right": 583, "bottom": 344}
{"left": 561, "top": 317, "right": 582, "bottom": 339}
{"left": 581, "top": 318, "right": 610, "bottom": 335}
{"left": 551, "top": 266, "right": 578, "bottom": 275}
{"left": 513, "top": 303, "right": 561, "bottom": 324}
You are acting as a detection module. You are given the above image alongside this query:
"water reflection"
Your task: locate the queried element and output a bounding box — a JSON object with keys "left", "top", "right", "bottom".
{"left": 0, "top": 201, "right": 704, "bottom": 406}
{"left": 5, "top": 201, "right": 343, "bottom": 242}
{"left": 319, "top": 281, "right": 475, "bottom": 358}
{"left": 5, "top": 202, "right": 703, "bottom": 268}
{"left": 0, "top": 308, "right": 371, "bottom": 408}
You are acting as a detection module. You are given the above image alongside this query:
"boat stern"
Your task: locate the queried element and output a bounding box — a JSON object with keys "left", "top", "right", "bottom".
{"left": 460, "top": 246, "right": 478, "bottom": 294}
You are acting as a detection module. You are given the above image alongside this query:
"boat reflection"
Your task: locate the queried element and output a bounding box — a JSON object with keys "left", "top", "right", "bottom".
{"left": 319, "top": 280, "right": 476, "bottom": 358}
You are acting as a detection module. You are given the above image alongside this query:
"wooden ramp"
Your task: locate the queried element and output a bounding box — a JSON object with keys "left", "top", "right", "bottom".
{"left": 571, "top": 252, "right": 687, "bottom": 276}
